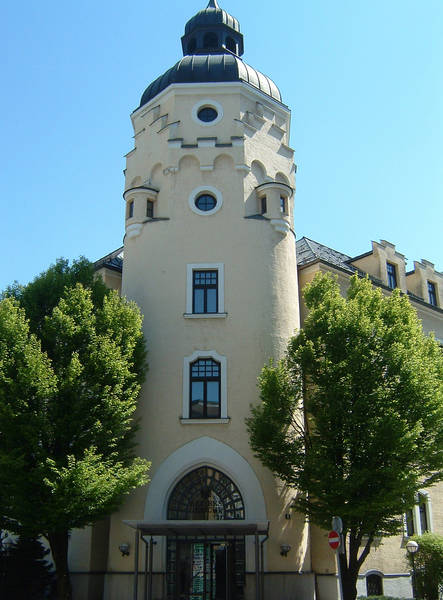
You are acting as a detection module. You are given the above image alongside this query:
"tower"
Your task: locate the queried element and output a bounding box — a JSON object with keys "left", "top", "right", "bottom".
{"left": 106, "top": 2, "right": 309, "bottom": 598}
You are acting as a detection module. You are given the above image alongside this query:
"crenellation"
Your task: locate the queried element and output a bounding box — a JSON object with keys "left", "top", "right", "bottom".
{"left": 157, "top": 119, "right": 180, "bottom": 134}
{"left": 149, "top": 112, "right": 168, "bottom": 128}
{"left": 350, "top": 239, "right": 407, "bottom": 291}
{"left": 197, "top": 137, "right": 217, "bottom": 147}
{"left": 133, "top": 127, "right": 146, "bottom": 138}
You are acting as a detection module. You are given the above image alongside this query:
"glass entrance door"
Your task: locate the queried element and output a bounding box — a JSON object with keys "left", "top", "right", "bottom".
{"left": 176, "top": 541, "right": 229, "bottom": 600}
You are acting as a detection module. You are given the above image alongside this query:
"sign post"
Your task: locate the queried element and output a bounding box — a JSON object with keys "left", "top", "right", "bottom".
{"left": 330, "top": 517, "right": 345, "bottom": 600}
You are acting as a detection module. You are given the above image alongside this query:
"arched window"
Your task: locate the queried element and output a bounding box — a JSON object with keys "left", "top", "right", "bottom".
{"left": 167, "top": 466, "right": 245, "bottom": 520}
{"left": 182, "top": 350, "right": 227, "bottom": 420}
{"left": 167, "top": 467, "right": 245, "bottom": 599}
{"left": 190, "top": 358, "right": 220, "bottom": 418}
{"left": 366, "top": 573, "right": 383, "bottom": 596}
{"left": 203, "top": 32, "right": 218, "bottom": 49}
{"left": 225, "top": 36, "right": 236, "bottom": 52}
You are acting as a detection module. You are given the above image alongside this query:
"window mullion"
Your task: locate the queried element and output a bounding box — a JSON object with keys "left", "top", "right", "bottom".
{"left": 203, "top": 380, "right": 207, "bottom": 417}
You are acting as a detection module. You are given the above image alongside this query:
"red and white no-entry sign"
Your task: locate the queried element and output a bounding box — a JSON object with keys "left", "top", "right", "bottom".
{"left": 328, "top": 530, "right": 340, "bottom": 550}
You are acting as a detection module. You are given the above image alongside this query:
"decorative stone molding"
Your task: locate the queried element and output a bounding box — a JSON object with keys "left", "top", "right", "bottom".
{"left": 255, "top": 181, "right": 293, "bottom": 198}
{"left": 270, "top": 219, "right": 291, "bottom": 234}
{"left": 197, "top": 137, "right": 217, "bottom": 148}
{"left": 163, "top": 166, "right": 179, "bottom": 175}
{"left": 123, "top": 185, "right": 159, "bottom": 201}
{"left": 125, "top": 223, "right": 143, "bottom": 239}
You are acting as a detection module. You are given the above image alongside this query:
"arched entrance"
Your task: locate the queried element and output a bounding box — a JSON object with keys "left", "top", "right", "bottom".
{"left": 166, "top": 466, "right": 245, "bottom": 600}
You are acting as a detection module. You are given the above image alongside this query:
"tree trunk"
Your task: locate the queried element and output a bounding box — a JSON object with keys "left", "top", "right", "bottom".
{"left": 339, "top": 551, "right": 361, "bottom": 600}
{"left": 47, "top": 530, "right": 72, "bottom": 600}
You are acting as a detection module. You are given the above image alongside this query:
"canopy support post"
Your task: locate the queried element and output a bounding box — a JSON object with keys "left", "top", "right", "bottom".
{"left": 133, "top": 528, "right": 140, "bottom": 600}
{"left": 255, "top": 533, "right": 260, "bottom": 600}
{"left": 148, "top": 536, "right": 154, "bottom": 600}
{"left": 143, "top": 536, "right": 148, "bottom": 600}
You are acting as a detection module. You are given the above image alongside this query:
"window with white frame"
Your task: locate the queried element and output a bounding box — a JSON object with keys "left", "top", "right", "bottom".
{"left": 185, "top": 263, "right": 225, "bottom": 317}
{"left": 193, "top": 270, "right": 218, "bottom": 314}
{"left": 404, "top": 491, "right": 432, "bottom": 536}
{"left": 189, "top": 358, "right": 220, "bottom": 418}
{"left": 182, "top": 350, "right": 227, "bottom": 421}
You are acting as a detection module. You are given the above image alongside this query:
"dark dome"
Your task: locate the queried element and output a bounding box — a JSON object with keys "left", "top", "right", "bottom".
{"left": 137, "top": 2, "right": 283, "bottom": 108}
{"left": 184, "top": 2, "right": 240, "bottom": 36}
{"left": 139, "top": 54, "right": 282, "bottom": 107}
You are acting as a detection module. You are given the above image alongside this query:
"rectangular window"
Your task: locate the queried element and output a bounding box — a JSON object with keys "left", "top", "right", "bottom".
{"left": 404, "top": 492, "right": 432, "bottom": 537}
{"left": 405, "top": 509, "right": 415, "bottom": 536}
{"left": 428, "top": 281, "right": 437, "bottom": 306}
{"left": 193, "top": 270, "right": 218, "bottom": 314}
{"left": 128, "top": 200, "right": 134, "bottom": 219}
{"left": 190, "top": 358, "right": 220, "bottom": 418}
{"left": 146, "top": 200, "right": 154, "bottom": 218}
{"left": 386, "top": 262, "right": 397, "bottom": 289}
{"left": 419, "top": 497, "right": 429, "bottom": 533}
{"left": 186, "top": 263, "right": 224, "bottom": 317}
{"left": 280, "top": 196, "right": 286, "bottom": 214}
{"left": 261, "top": 197, "right": 267, "bottom": 214}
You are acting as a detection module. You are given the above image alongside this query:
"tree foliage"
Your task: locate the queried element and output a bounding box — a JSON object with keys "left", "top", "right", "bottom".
{"left": 0, "top": 533, "right": 55, "bottom": 599}
{"left": 0, "top": 258, "right": 150, "bottom": 599}
{"left": 247, "top": 273, "right": 443, "bottom": 600}
{"left": 407, "top": 533, "right": 443, "bottom": 600}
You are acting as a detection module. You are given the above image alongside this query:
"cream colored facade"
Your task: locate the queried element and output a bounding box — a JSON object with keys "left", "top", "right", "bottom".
{"left": 297, "top": 237, "right": 443, "bottom": 600}
{"left": 68, "top": 2, "right": 442, "bottom": 600}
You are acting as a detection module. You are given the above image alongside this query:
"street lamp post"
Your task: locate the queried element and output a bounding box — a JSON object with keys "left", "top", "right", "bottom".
{"left": 406, "top": 540, "right": 419, "bottom": 600}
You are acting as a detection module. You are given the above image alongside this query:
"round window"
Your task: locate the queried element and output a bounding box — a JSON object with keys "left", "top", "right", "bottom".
{"left": 197, "top": 106, "right": 218, "bottom": 123}
{"left": 195, "top": 193, "right": 217, "bottom": 212}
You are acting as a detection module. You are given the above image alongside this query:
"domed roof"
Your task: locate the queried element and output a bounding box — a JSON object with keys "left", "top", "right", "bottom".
{"left": 184, "top": 0, "right": 240, "bottom": 35}
{"left": 139, "top": 54, "right": 281, "bottom": 107}
{"left": 137, "top": 1, "right": 283, "bottom": 109}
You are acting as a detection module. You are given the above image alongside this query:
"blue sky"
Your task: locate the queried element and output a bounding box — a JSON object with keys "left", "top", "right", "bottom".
{"left": 1, "top": 0, "right": 442, "bottom": 290}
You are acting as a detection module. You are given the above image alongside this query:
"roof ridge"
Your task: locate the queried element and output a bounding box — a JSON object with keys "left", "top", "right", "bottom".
{"left": 304, "top": 237, "right": 319, "bottom": 257}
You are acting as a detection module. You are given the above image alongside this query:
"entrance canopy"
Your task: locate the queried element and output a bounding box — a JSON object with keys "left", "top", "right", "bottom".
{"left": 124, "top": 519, "right": 269, "bottom": 537}
{"left": 124, "top": 520, "right": 269, "bottom": 600}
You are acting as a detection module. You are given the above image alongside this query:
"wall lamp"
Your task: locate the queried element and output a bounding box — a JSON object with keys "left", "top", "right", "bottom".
{"left": 280, "top": 544, "right": 291, "bottom": 557}
{"left": 118, "top": 542, "right": 130, "bottom": 557}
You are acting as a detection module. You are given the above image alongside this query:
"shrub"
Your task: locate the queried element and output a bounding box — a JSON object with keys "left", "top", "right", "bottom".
{"left": 406, "top": 533, "right": 443, "bottom": 600}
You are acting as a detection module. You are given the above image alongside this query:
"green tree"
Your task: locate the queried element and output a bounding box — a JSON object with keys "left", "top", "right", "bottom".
{"left": 0, "top": 534, "right": 55, "bottom": 599}
{"left": 407, "top": 533, "right": 443, "bottom": 600}
{"left": 0, "top": 259, "right": 150, "bottom": 600}
{"left": 247, "top": 273, "right": 443, "bottom": 600}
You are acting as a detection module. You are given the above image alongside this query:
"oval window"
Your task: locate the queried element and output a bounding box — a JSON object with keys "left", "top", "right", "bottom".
{"left": 195, "top": 193, "right": 217, "bottom": 212}
{"left": 197, "top": 106, "right": 218, "bottom": 123}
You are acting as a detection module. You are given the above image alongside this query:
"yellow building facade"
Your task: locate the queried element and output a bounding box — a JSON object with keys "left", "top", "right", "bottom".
{"left": 71, "top": 2, "right": 443, "bottom": 599}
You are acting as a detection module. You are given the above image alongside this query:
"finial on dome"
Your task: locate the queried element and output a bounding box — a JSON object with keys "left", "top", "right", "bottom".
{"left": 207, "top": 0, "right": 220, "bottom": 8}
